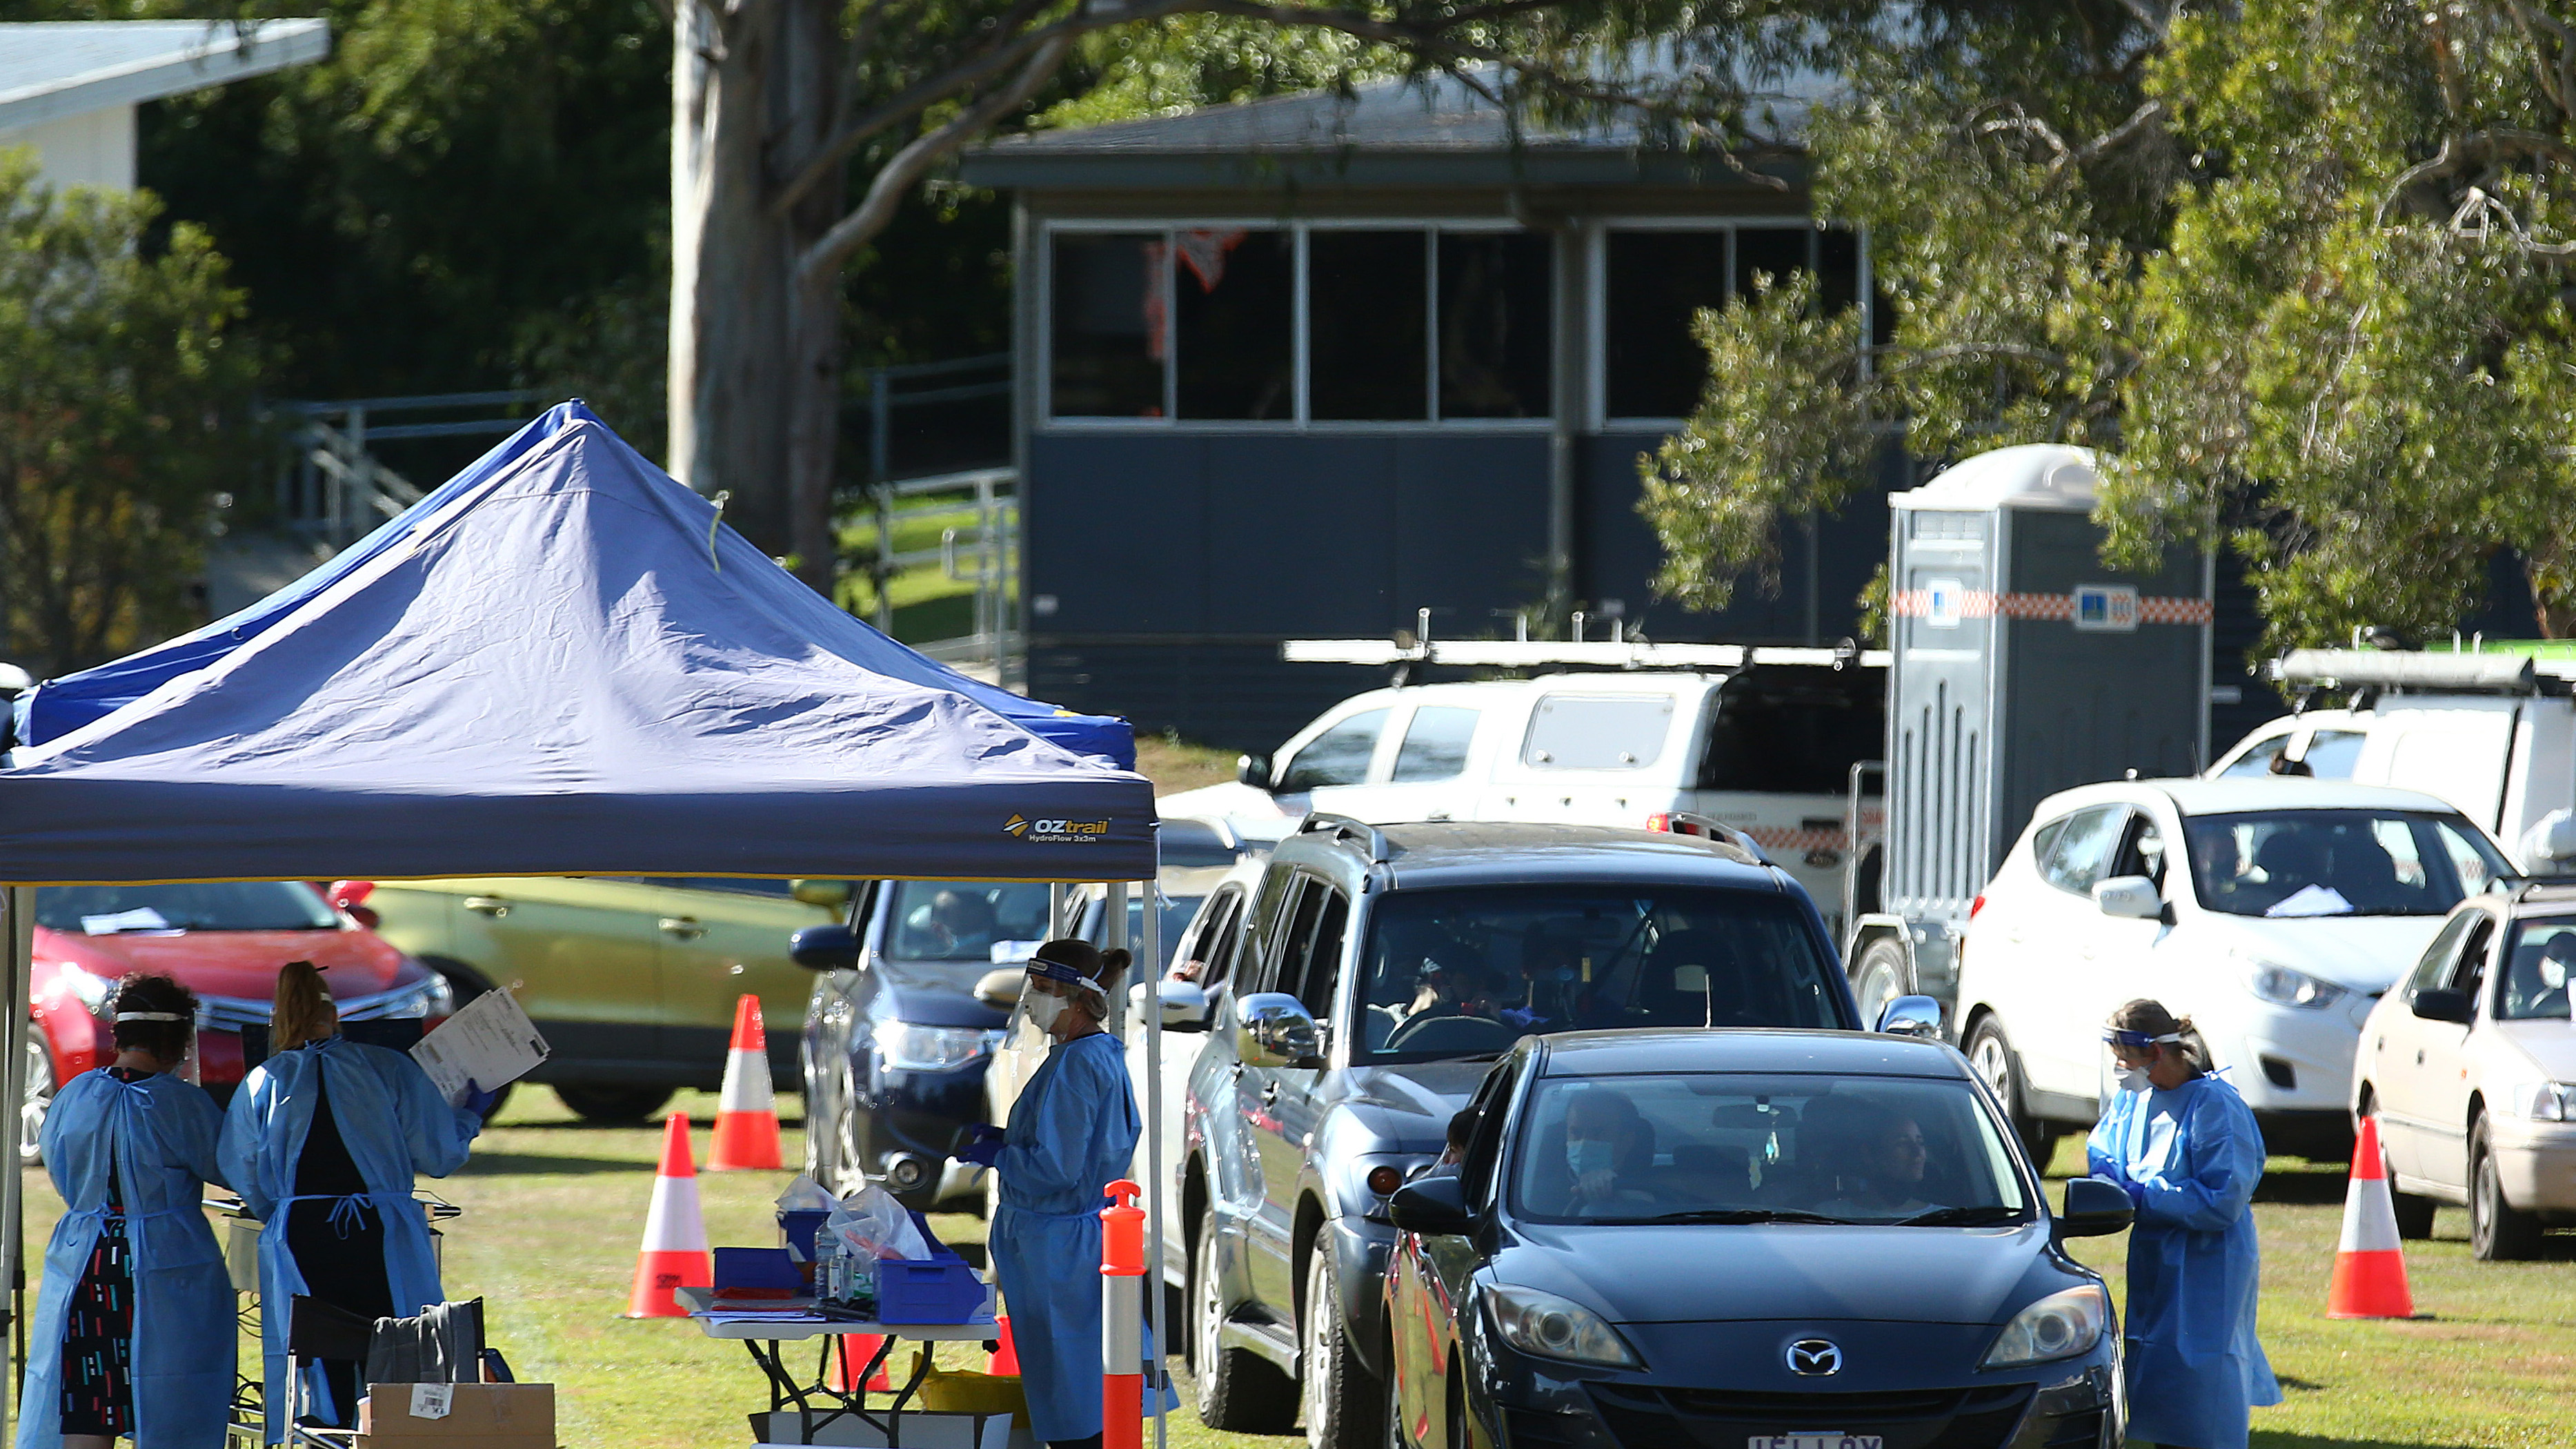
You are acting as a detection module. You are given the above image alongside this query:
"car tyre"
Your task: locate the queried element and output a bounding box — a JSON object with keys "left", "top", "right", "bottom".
{"left": 1850, "top": 938, "right": 1910, "bottom": 1033}
{"left": 1964, "top": 1016, "right": 2059, "bottom": 1165}
{"left": 20, "top": 1033, "right": 54, "bottom": 1167}
{"left": 2363, "top": 1100, "right": 2435, "bottom": 1240}
{"left": 552, "top": 1082, "right": 674, "bottom": 1124}
{"left": 1301, "top": 1248, "right": 1380, "bottom": 1449}
{"left": 2469, "top": 1116, "right": 2543, "bottom": 1261}
{"left": 1192, "top": 1210, "right": 1295, "bottom": 1432}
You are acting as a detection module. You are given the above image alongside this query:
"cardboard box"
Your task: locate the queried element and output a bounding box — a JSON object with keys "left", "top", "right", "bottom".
{"left": 356, "top": 1382, "right": 555, "bottom": 1444}
{"left": 749, "top": 1407, "right": 1029, "bottom": 1448}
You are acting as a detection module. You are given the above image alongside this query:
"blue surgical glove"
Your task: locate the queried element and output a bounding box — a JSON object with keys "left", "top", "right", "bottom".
{"left": 2121, "top": 1176, "right": 2148, "bottom": 1210}
{"left": 1498, "top": 1007, "right": 1547, "bottom": 1031}
{"left": 460, "top": 1078, "right": 504, "bottom": 1121}
{"left": 956, "top": 1136, "right": 1004, "bottom": 1169}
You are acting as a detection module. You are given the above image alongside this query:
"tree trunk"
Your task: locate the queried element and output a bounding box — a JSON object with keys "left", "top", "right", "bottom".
{"left": 670, "top": 0, "right": 845, "bottom": 591}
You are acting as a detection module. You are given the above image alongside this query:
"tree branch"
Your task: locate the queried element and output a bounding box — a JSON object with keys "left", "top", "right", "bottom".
{"left": 2377, "top": 130, "right": 2576, "bottom": 224}
{"left": 2060, "top": 98, "right": 2164, "bottom": 174}
{"left": 798, "top": 35, "right": 1076, "bottom": 287}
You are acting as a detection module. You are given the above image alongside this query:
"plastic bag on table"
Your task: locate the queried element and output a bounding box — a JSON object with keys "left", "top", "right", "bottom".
{"left": 826, "top": 1182, "right": 931, "bottom": 1261}
{"left": 775, "top": 1174, "right": 837, "bottom": 1213}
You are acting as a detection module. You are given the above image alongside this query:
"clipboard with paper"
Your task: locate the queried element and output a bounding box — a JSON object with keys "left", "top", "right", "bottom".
{"left": 410, "top": 989, "right": 551, "bottom": 1107}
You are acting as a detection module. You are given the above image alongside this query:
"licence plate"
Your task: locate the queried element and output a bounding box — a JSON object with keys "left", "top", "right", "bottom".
{"left": 1746, "top": 1438, "right": 1883, "bottom": 1449}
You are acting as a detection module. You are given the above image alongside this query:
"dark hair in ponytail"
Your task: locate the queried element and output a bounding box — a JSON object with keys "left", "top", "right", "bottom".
{"left": 271, "top": 960, "right": 339, "bottom": 1052}
{"left": 108, "top": 974, "right": 196, "bottom": 1064}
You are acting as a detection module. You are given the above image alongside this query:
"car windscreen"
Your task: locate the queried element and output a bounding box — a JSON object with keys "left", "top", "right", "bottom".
{"left": 1351, "top": 886, "right": 1843, "bottom": 1063}
{"left": 2500, "top": 916, "right": 2576, "bottom": 1021}
{"left": 38, "top": 883, "right": 339, "bottom": 934}
{"left": 884, "top": 882, "right": 1053, "bottom": 962}
{"left": 2182, "top": 809, "right": 2509, "bottom": 918}
{"left": 1509, "top": 1072, "right": 2028, "bottom": 1226}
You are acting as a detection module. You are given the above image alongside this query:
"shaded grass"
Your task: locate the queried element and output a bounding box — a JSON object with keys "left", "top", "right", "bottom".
{"left": 1136, "top": 733, "right": 1242, "bottom": 797}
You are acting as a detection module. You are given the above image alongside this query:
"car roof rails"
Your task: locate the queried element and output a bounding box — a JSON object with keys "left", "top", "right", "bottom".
{"left": 1298, "top": 811, "right": 1393, "bottom": 863}
{"left": 1644, "top": 811, "right": 1765, "bottom": 868}
{"left": 2513, "top": 878, "right": 2576, "bottom": 905}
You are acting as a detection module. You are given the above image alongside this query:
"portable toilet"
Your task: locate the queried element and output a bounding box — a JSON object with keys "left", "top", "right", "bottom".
{"left": 1850, "top": 444, "right": 2210, "bottom": 1018}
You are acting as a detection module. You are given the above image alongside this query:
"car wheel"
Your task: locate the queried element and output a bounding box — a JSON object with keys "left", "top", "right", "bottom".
{"left": 19, "top": 1033, "right": 54, "bottom": 1167}
{"left": 1964, "top": 1016, "right": 2059, "bottom": 1165}
{"left": 1192, "top": 1210, "right": 1295, "bottom": 1432}
{"left": 2363, "top": 1099, "right": 2435, "bottom": 1240}
{"left": 417, "top": 955, "right": 493, "bottom": 1009}
{"left": 1850, "top": 938, "right": 1910, "bottom": 1032}
{"left": 551, "top": 1083, "right": 674, "bottom": 1124}
{"left": 1302, "top": 1248, "right": 1381, "bottom": 1449}
{"left": 2469, "top": 1116, "right": 2544, "bottom": 1261}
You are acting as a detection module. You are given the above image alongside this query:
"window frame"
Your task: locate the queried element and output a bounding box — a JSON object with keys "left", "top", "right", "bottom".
{"left": 1039, "top": 217, "right": 1552, "bottom": 431}
{"left": 1586, "top": 216, "right": 1872, "bottom": 428}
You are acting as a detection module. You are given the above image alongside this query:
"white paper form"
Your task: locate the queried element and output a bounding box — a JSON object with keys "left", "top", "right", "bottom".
{"left": 410, "top": 989, "right": 551, "bottom": 1106}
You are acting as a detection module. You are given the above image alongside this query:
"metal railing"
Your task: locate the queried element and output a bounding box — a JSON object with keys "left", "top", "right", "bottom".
{"left": 863, "top": 466, "right": 1018, "bottom": 671}
{"left": 273, "top": 391, "right": 546, "bottom": 549}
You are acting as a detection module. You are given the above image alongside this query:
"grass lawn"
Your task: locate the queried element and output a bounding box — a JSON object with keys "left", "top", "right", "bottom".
{"left": 16, "top": 1093, "right": 2569, "bottom": 1446}
{"left": 1137, "top": 733, "right": 1242, "bottom": 796}
{"left": 835, "top": 502, "right": 1004, "bottom": 644}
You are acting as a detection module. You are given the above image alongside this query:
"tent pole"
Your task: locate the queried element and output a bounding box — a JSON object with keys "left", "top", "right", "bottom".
{"left": 1140, "top": 876, "right": 1167, "bottom": 1449}
{"left": 3, "top": 885, "right": 28, "bottom": 1431}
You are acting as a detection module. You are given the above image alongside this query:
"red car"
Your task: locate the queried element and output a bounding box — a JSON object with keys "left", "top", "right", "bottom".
{"left": 22, "top": 881, "right": 453, "bottom": 1160}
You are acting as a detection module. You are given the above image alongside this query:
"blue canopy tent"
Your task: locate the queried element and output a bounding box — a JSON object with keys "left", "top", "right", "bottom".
{"left": 0, "top": 407, "right": 1179, "bottom": 1445}
{"left": 17, "top": 401, "right": 1138, "bottom": 769}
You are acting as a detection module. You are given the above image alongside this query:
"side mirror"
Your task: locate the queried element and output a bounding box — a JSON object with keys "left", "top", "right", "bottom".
{"left": 2092, "top": 876, "right": 2164, "bottom": 920}
{"left": 1874, "top": 995, "right": 1943, "bottom": 1040}
{"left": 2055, "top": 1176, "right": 2134, "bottom": 1241}
{"left": 1237, "top": 753, "right": 1275, "bottom": 790}
{"left": 328, "top": 880, "right": 380, "bottom": 930}
{"left": 789, "top": 923, "right": 861, "bottom": 972}
{"left": 1387, "top": 1174, "right": 1476, "bottom": 1236}
{"left": 1236, "top": 992, "right": 1322, "bottom": 1069}
{"left": 974, "top": 968, "right": 1024, "bottom": 1010}
{"left": 2520, "top": 809, "right": 2576, "bottom": 869}
{"left": 1131, "top": 979, "right": 1209, "bottom": 1030}
{"left": 2410, "top": 987, "right": 2475, "bottom": 1025}
{"left": 791, "top": 879, "right": 854, "bottom": 909}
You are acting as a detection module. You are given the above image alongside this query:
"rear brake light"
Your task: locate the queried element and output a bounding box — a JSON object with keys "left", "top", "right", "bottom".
{"left": 1969, "top": 894, "right": 1986, "bottom": 919}
{"left": 1644, "top": 813, "right": 1672, "bottom": 833}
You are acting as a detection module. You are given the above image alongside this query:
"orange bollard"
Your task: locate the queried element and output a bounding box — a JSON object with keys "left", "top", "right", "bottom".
{"left": 1100, "top": 1179, "right": 1146, "bottom": 1449}
{"left": 2326, "top": 1116, "right": 2416, "bottom": 1319}
{"left": 989, "top": 1314, "right": 1021, "bottom": 1376}
{"left": 709, "top": 994, "right": 783, "bottom": 1170}
{"left": 625, "top": 1113, "right": 713, "bottom": 1317}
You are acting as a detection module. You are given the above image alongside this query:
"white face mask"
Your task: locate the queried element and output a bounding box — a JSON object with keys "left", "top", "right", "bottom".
{"left": 1027, "top": 992, "right": 1066, "bottom": 1032}
{"left": 2114, "top": 1066, "right": 2152, "bottom": 1094}
{"left": 1567, "top": 1137, "right": 1616, "bottom": 1178}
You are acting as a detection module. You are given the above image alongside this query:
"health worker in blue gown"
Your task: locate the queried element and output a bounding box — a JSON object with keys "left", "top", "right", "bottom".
{"left": 954, "top": 939, "right": 1155, "bottom": 1449}
{"left": 19, "top": 974, "right": 232, "bottom": 1449}
{"left": 2086, "top": 998, "right": 2281, "bottom": 1449}
{"left": 218, "top": 962, "right": 495, "bottom": 1442}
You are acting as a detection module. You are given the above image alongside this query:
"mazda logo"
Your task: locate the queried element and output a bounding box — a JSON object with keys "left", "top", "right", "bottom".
{"left": 1785, "top": 1339, "right": 1842, "bottom": 1376}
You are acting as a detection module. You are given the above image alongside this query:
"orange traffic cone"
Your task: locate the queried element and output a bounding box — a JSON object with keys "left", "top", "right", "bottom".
{"left": 989, "top": 1314, "right": 1020, "bottom": 1375}
{"left": 2326, "top": 1115, "right": 2415, "bottom": 1319}
{"left": 626, "top": 1112, "right": 713, "bottom": 1317}
{"left": 709, "top": 994, "right": 782, "bottom": 1171}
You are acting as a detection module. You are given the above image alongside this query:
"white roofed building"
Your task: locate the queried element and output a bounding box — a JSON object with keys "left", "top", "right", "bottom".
{"left": 0, "top": 19, "right": 328, "bottom": 190}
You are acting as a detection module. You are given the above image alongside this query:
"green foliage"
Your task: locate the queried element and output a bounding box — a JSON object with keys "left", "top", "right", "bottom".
{"left": 0, "top": 154, "right": 264, "bottom": 671}
{"left": 1650, "top": 0, "right": 2576, "bottom": 651}
{"left": 1041, "top": 16, "right": 1409, "bottom": 128}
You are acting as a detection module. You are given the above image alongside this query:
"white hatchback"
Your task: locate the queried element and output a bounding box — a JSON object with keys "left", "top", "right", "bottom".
{"left": 1955, "top": 778, "right": 2515, "bottom": 1161}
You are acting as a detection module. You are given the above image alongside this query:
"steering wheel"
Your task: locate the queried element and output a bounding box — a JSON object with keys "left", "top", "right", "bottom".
{"left": 1382, "top": 1014, "right": 1516, "bottom": 1054}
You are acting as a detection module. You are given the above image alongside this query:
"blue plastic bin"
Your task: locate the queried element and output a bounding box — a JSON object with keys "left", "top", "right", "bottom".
{"left": 874, "top": 1210, "right": 991, "bottom": 1325}
{"left": 778, "top": 1209, "right": 829, "bottom": 1263}
{"left": 715, "top": 1246, "right": 802, "bottom": 1292}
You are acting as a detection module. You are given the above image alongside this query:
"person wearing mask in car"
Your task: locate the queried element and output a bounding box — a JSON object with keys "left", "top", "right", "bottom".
{"left": 19, "top": 974, "right": 232, "bottom": 1449}
{"left": 2086, "top": 998, "right": 2280, "bottom": 1449}
{"left": 219, "top": 962, "right": 499, "bottom": 1441}
{"left": 951, "top": 940, "right": 1165, "bottom": 1449}
{"left": 1820, "top": 1110, "right": 1937, "bottom": 1217}
{"left": 1560, "top": 1089, "right": 1656, "bottom": 1214}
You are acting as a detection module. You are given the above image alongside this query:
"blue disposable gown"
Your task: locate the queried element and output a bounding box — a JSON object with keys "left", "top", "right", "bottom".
{"left": 989, "top": 1030, "right": 1151, "bottom": 1444}
{"left": 2087, "top": 1074, "right": 2282, "bottom": 1449}
{"left": 17, "top": 1070, "right": 232, "bottom": 1449}
{"left": 217, "top": 1038, "right": 481, "bottom": 1441}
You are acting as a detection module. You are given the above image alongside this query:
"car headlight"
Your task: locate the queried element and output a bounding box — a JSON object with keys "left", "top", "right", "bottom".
{"left": 52, "top": 963, "right": 117, "bottom": 1016}
{"left": 2499, "top": 1082, "right": 2576, "bottom": 1121}
{"left": 1483, "top": 1282, "right": 1638, "bottom": 1368}
{"left": 2244, "top": 960, "right": 2346, "bottom": 1010}
{"left": 873, "top": 1020, "right": 995, "bottom": 1073}
{"left": 1982, "top": 1283, "right": 2109, "bottom": 1368}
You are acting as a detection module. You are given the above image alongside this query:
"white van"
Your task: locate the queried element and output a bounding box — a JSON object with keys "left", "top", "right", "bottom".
{"left": 2208, "top": 649, "right": 2576, "bottom": 871}
{"left": 1158, "top": 665, "right": 1884, "bottom": 934}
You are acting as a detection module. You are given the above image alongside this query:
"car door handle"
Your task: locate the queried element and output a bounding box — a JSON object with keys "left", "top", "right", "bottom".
{"left": 660, "top": 916, "right": 707, "bottom": 939}
{"left": 1261, "top": 1081, "right": 1280, "bottom": 1106}
{"left": 462, "top": 896, "right": 510, "bottom": 918}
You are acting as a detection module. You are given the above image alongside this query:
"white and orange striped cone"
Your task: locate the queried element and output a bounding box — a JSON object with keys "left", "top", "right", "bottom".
{"left": 2327, "top": 1115, "right": 2416, "bottom": 1319}
{"left": 625, "top": 1112, "right": 713, "bottom": 1317}
{"left": 1102, "top": 1179, "right": 1147, "bottom": 1449}
{"left": 709, "top": 994, "right": 782, "bottom": 1171}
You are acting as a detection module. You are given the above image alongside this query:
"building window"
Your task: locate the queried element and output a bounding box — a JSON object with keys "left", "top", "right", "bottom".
{"left": 1173, "top": 229, "right": 1294, "bottom": 420}
{"left": 1602, "top": 224, "right": 1863, "bottom": 421}
{"left": 1047, "top": 223, "right": 1554, "bottom": 424}
{"left": 1309, "top": 231, "right": 1430, "bottom": 421}
{"left": 1049, "top": 233, "right": 1165, "bottom": 418}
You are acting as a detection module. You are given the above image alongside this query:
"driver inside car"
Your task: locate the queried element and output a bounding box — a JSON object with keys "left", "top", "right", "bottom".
{"left": 1819, "top": 1108, "right": 1939, "bottom": 1217}
{"left": 1560, "top": 1089, "right": 1658, "bottom": 1214}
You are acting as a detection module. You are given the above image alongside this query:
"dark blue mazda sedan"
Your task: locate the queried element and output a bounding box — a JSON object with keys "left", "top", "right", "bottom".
{"left": 1383, "top": 1029, "right": 2132, "bottom": 1449}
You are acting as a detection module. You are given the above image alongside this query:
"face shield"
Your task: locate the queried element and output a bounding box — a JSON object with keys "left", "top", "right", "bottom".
{"left": 2102, "top": 1027, "right": 2185, "bottom": 1093}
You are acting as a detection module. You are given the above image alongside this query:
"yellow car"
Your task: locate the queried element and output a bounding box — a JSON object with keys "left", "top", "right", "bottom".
{"left": 355, "top": 875, "right": 851, "bottom": 1121}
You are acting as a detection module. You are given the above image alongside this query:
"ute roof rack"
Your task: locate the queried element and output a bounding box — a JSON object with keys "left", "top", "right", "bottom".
{"left": 2272, "top": 647, "right": 2562, "bottom": 696}
{"left": 1298, "top": 811, "right": 1393, "bottom": 863}
{"left": 1283, "top": 638, "right": 1891, "bottom": 671}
